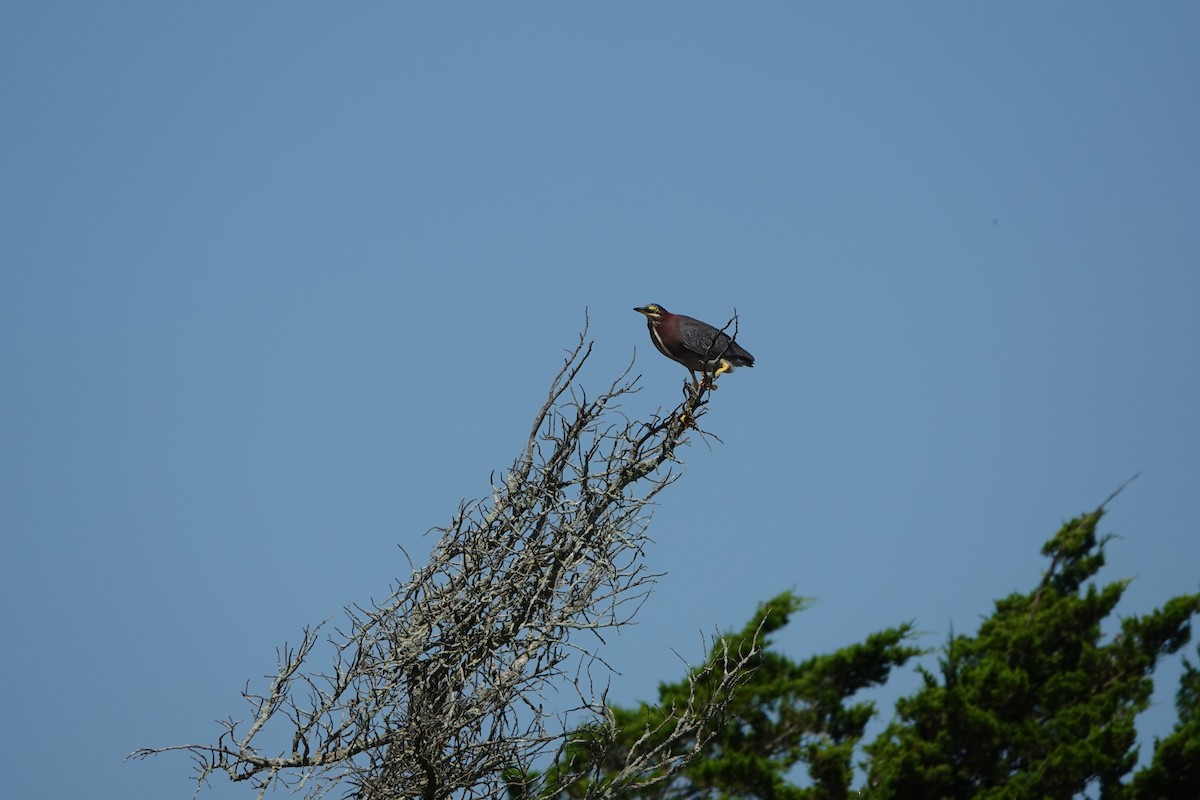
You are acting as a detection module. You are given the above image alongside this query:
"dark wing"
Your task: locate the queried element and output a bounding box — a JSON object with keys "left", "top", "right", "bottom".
{"left": 677, "top": 315, "right": 755, "bottom": 365}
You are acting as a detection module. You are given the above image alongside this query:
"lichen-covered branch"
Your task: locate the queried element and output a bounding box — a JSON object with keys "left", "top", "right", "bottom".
{"left": 130, "top": 323, "right": 756, "bottom": 800}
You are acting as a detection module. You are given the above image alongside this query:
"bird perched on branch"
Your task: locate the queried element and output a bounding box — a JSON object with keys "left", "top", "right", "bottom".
{"left": 633, "top": 303, "right": 755, "bottom": 388}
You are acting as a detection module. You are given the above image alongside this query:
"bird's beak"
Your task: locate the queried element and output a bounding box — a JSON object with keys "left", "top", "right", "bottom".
{"left": 633, "top": 306, "right": 649, "bottom": 315}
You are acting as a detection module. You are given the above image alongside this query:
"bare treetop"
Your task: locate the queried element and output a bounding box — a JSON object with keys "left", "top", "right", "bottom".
{"left": 131, "top": 323, "right": 760, "bottom": 800}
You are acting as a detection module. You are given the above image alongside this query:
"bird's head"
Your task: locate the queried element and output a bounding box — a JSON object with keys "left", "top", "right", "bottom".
{"left": 633, "top": 304, "right": 668, "bottom": 322}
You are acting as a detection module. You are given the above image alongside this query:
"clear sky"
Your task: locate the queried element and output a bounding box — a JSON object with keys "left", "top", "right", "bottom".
{"left": 2, "top": 4, "right": 1198, "bottom": 798}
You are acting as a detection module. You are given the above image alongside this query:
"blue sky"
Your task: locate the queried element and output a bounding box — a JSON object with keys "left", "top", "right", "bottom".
{"left": 3, "top": 4, "right": 1199, "bottom": 797}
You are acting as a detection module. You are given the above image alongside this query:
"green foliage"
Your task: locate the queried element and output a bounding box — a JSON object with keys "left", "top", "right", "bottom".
{"left": 658, "top": 594, "right": 920, "bottom": 800}
{"left": 1121, "top": 643, "right": 1200, "bottom": 800}
{"left": 530, "top": 592, "right": 920, "bottom": 800}
{"left": 863, "top": 507, "right": 1200, "bottom": 799}
{"left": 520, "top": 501, "right": 1199, "bottom": 800}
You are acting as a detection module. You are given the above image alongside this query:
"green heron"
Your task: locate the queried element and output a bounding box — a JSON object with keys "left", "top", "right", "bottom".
{"left": 633, "top": 304, "right": 755, "bottom": 386}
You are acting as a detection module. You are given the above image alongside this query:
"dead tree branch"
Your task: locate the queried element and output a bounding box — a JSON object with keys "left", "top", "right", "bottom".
{"left": 130, "top": 324, "right": 755, "bottom": 799}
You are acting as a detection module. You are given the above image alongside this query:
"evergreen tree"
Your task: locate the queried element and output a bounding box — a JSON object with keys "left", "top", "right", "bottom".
{"left": 1121, "top": 643, "right": 1200, "bottom": 800}
{"left": 522, "top": 499, "right": 1199, "bottom": 800}
{"left": 864, "top": 506, "right": 1200, "bottom": 799}
{"left": 531, "top": 592, "right": 920, "bottom": 799}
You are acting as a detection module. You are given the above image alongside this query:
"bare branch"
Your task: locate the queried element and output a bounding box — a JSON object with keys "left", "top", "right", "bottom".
{"left": 131, "top": 327, "right": 749, "bottom": 799}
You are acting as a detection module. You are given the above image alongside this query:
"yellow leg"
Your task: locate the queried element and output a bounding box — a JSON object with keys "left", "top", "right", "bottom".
{"left": 698, "top": 360, "right": 731, "bottom": 391}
